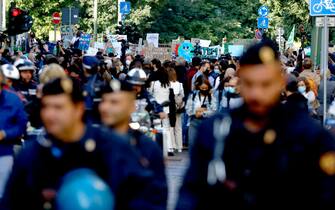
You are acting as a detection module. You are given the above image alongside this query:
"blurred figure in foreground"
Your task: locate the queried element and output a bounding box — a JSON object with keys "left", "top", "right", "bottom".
{"left": 177, "top": 41, "right": 335, "bottom": 210}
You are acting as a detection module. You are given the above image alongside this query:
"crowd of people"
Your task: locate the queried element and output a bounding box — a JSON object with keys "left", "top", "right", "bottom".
{"left": 0, "top": 31, "right": 335, "bottom": 209}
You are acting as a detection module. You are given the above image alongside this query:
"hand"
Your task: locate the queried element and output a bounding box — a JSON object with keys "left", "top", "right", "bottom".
{"left": 159, "top": 112, "right": 167, "bottom": 119}
{"left": 195, "top": 108, "right": 205, "bottom": 118}
{"left": 0, "top": 130, "right": 5, "bottom": 141}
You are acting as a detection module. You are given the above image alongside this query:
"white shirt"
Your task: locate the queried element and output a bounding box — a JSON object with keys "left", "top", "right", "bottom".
{"left": 149, "top": 81, "right": 171, "bottom": 113}
{"left": 170, "top": 81, "right": 184, "bottom": 97}
{"left": 303, "top": 91, "right": 316, "bottom": 110}
{"left": 186, "top": 91, "right": 217, "bottom": 117}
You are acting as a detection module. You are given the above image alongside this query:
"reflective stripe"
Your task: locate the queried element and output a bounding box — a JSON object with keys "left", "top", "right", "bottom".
{"left": 28, "top": 89, "right": 36, "bottom": 95}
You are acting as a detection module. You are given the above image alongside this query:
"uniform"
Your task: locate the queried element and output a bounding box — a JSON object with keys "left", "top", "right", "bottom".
{"left": 176, "top": 104, "right": 335, "bottom": 210}
{"left": 0, "top": 89, "right": 27, "bottom": 199}
{"left": 128, "top": 129, "right": 168, "bottom": 207}
{"left": 2, "top": 125, "right": 166, "bottom": 210}
{"left": 13, "top": 80, "right": 37, "bottom": 103}
{"left": 0, "top": 89, "right": 28, "bottom": 151}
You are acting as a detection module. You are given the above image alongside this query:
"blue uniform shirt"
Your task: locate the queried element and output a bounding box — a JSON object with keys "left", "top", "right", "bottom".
{"left": 0, "top": 89, "right": 27, "bottom": 156}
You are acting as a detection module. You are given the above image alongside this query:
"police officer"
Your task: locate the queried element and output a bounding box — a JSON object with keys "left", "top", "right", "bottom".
{"left": 176, "top": 41, "right": 335, "bottom": 210}
{"left": 1, "top": 64, "right": 19, "bottom": 91}
{"left": 82, "top": 55, "right": 105, "bottom": 123}
{"left": 99, "top": 79, "right": 168, "bottom": 208}
{"left": 2, "top": 77, "right": 165, "bottom": 210}
{"left": 0, "top": 66, "right": 27, "bottom": 202}
{"left": 13, "top": 59, "right": 37, "bottom": 103}
{"left": 126, "top": 68, "right": 165, "bottom": 119}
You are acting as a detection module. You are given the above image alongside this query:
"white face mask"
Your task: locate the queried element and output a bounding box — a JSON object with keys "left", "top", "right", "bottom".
{"left": 298, "top": 86, "right": 306, "bottom": 94}
{"left": 126, "top": 60, "right": 131, "bottom": 66}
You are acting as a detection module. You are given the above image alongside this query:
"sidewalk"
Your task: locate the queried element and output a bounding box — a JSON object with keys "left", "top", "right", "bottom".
{"left": 166, "top": 151, "right": 189, "bottom": 210}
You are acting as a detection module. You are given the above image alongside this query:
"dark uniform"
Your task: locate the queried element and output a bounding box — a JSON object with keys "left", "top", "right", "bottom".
{"left": 176, "top": 104, "right": 335, "bottom": 210}
{"left": 128, "top": 129, "right": 168, "bottom": 208}
{"left": 13, "top": 80, "right": 37, "bottom": 103}
{"left": 2, "top": 126, "right": 166, "bottom": 210}
{"left": 82, "top": 56, "right": 105, "bottom": 124}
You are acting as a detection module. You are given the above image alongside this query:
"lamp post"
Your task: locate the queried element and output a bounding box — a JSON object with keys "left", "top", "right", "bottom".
{"left": 93, "top": 0, "right": 98, "bottom": 41}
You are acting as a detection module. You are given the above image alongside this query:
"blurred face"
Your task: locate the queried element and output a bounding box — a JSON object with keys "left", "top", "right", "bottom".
{"left": 238, "top": 63, "right": 285, "bottom": 117}
{"left": 20, "top": 70, "right": 33, "bottom": 83}
{"left": 228, "top": 77, "right": 238, "bottom": 88}
{"left": 297, "top": 81, "right": 305, "bottom": 87}
{"left": 43, "top": 44, "right": 49, "bottom": 52}
{"left": 126, "top": 56, "right": 133, "bottom": 62}
{"left": 41, "top": 94, "right": 84, "bottom": 141}
{"left": 199, "top": 83, "right": 209, "bottom": 95}
{"left": 201, "top": 63, "right": 210, "bottom": 72}
{"left": 99, "top": 92, "right": 135, "bottom": 128}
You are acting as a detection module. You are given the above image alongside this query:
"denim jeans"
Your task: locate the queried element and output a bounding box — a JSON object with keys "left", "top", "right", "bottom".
{"left": 188, "top": 118, "right": 203, "bottom": 150}
{"left": 0, "top": 155, "right": 14, "bottom": 198}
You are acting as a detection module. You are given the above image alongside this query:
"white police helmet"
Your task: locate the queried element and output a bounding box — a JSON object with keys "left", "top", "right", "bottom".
{"left": 1, "top": 64, "right": 20, "bottom": 80}
{"left": 126, "top": 68, "right": 147, "bottom": 85}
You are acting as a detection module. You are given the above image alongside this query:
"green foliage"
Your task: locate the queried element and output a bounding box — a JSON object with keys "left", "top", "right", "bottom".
{"left": 259, "top": 0, "right": 311, "bottom": 42}
{"left": 14, "top": 0, "right": 74, "bottom": 39}
{"left": 11, "top": 0, "right": 314, "bottom": 45}
{"left": 134, "top": 0, "right": 262, "bottom": 44}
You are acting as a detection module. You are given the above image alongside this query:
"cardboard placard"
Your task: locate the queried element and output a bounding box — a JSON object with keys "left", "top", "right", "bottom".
{"left": 142, "top": 46, "right": 171, "bottom": 61}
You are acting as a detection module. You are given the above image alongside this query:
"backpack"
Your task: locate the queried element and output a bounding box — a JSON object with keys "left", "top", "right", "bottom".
{"left": 175, "top": 83, "right": 185, "bottom": 111}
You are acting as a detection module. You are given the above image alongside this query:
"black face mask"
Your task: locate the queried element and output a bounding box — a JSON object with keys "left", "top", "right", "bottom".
{"left": 104, "top": 39, "right": 108, "bottom": 43}
{"left": 204, "top": 69, "right": 210, "bottom": 76}
{"left": 200, "top": 90, "right": 209, "bottom": 95}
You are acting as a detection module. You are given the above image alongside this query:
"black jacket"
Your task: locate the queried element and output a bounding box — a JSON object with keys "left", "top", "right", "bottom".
{"left": 285, "top": 92, "right": 308, "bottom": 113}
{"left": 2, "top": 125, "right": 166, "bottom": 210}
{"left": 177, "top": 104, "right": 335, "bottom": 210}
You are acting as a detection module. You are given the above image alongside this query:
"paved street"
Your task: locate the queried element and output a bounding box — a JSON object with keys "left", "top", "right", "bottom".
{"left": 166, "top": 151, "right": 189, "bottom": 210}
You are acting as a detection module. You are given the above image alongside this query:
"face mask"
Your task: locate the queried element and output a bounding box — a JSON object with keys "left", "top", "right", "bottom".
{"left": 224, "top": 87, "right": 230, "bottom": 93}
{"left": 120, "top": 66, "right": 124, "bottom": 71}
{"left": 298, "top": 86, "right": 306, "bottom": 94}
{"left": 204, "top": 68, "right": 209, "bottom": 76}
{"left": 228, "top": 87, "right": 236, "bottom": 94}
{"left": 214, "top": 69, "right": 221, "bottom": 74}
{"left": 200, "top": 89, "right": 209, "bottom": 95}
{"left": 126, "top": 60, "right": 131, "bottom": 66}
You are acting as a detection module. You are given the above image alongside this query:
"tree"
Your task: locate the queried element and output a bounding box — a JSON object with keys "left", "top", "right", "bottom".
{"left": 129, "top": 0, "right": 262, "bottom": 44}
{"left": 259, "top": 0, "right": 311, "bottom": 43}
{"left": 13, "top": 0, "right": 118, "bottom": 39}
{"left": 14, "top": 0, "right": 74, "bottom": 39}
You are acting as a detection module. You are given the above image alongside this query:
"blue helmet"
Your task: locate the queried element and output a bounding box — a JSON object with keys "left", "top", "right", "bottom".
{"left": 56, "top": 168, "right": 114, "bottom": 210}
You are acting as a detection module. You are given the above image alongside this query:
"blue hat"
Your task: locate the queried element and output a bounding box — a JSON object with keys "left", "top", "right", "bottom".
{"left": 83, "top": 56, "right": 99, "bottom": 70}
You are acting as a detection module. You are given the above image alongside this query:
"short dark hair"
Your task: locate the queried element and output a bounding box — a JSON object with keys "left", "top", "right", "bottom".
{"left": 151, "top": 58, "right": 162, "bottom": 68}
{"left": 42, "top": 77, "right": 84, "bottom": 103}
{"left": 239, "top": 40, "right": 279, "bottom": 66}
{"left": 286, "top": 74, "right": 298, "bottom": 92}
{"left": 192, "top": 57, "right": 202, "bottom": 67}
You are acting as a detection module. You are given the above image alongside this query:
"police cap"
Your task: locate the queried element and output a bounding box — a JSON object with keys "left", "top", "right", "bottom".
{"left": 239, "top": 40, "right": 280, "bottom": 66}
{"left": 42, "top": 77, "right": 84, "bottom": 103}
